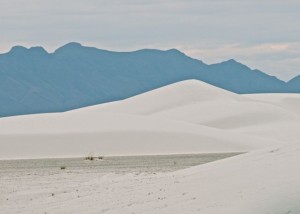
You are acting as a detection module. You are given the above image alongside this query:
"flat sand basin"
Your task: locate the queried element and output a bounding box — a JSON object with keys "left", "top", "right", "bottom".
{"left": 0, "top": 153, "right": 242, "bottom": 176}
{"left": 0, "top": 153, "right": 242, "bottom": 213}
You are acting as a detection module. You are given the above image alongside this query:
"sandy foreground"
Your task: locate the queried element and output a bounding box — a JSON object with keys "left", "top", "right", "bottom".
{"left": 1, "top": 146, "right": 299, "bottom": 214}
{"left": 0, "top": 80, "right": 300, "bottom": 213}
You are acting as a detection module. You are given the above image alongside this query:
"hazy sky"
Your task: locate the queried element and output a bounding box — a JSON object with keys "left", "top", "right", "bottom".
{"left": 0, "top": 0, "right": 299, "bottom": 80}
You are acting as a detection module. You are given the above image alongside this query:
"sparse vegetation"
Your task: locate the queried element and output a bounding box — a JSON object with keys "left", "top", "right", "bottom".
{"left": 84, "top": 154, "right": 104, "bottom": 161}
{"left": 85, "top": 155, "right": 95, "bottom": 161}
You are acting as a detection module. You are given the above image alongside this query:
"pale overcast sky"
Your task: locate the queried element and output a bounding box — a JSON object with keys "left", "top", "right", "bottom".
{"left": 0, "top": 0, "right": 299, "bottom": 80}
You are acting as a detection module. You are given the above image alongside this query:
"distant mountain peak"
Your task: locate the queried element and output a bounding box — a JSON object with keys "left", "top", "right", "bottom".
{"left": 166, "top": 48, "right": 184, "bottom": 54}
{"left": 64, "top": 42, "right": 82, "bottom": 48}
{"left": 221, "top": 59, "right": 240, "bottom": 65}
{"left": 8, "top": 45, "right": 48, "bottom": 56}
{"left": 288, "top": 75, "right": 300, "bottom": 84}
{"left": 164, "top": 48, "right": 188, "bottom": 57}
{"left": 213, "top": 59, "right": 250, "bottom": 71}
{"left": 227, "top": 58, "right": 237, "bottom": 62}
{"left": 54, "top": 42, "right": 83, "bottom": 53}
{"left": 9, "top": 45, "right": 28, "bottom": 53}
{"left": 29, "top": 46, "right": 48, "bottom": 54}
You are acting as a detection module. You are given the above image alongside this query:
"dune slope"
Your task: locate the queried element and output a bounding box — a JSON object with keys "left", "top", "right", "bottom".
{"left": 94, "top": 80, "right": 300, "bottom": 142}
{"left": 1, "top": 80, "right": 299, "bottom": 159}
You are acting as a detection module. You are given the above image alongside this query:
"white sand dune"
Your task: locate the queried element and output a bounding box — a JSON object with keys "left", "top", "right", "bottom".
{"left": 1, "top": 79, "right": 300, "bottom": 213}
{"left": 0, "top": 80, "right": 288, "bottom": 159}
{"left": 88, "top": 79, "right": 240, "bottom": 115}
{"left": 107, "top": 142, "right": 299, "bottom": 214}
{"left": 0, "top": 109, "right": 277, "bottom": 160}
{"left": 152, "top": 100, "right": 298, "bottom": 129}
{"left": 244, "top": 93, "right": 300, "bottom": 116}
{"left": 91, "top": 81, "right": 299, "bottom": 126}
{"left": 93, "top": 80, "right": 300, "bottom": 143}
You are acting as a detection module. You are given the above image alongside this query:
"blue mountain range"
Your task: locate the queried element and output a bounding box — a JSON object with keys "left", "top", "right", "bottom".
{"left": 0, "top": 42, "right": 299, "bottom": 117}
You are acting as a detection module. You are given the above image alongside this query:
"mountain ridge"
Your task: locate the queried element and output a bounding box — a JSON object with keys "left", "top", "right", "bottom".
{"left": 0, "top": 42, "right": 299, "bottom": 117}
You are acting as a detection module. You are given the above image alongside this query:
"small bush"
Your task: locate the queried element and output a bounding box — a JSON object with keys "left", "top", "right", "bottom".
{"left": 85, "top": 155, "right": 94, "bottom": 161}
{"left": 85, "top": 154, "right": 104, "bottom": 161}
{"left": 60, "top": 166, "right": 66, "bottom": 170}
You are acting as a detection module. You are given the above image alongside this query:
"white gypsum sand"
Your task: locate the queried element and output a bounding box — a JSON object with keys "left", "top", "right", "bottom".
{"left": 1, "top": 143, "right": 299, "bottom": 213}
{"left": 0, "top": 80, "right": 299, "bottom": 213}
{"left": 0, "top": 80, "right": 285, "bottom": 159}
